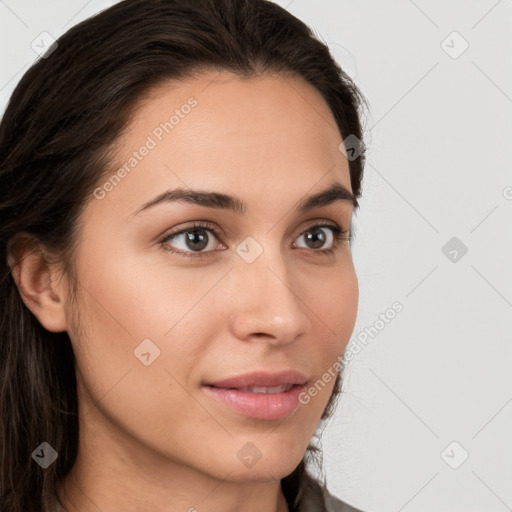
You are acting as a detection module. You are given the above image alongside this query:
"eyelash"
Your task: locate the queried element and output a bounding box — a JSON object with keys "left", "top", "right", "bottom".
{"left": 159, "top": 221, "right": 351, "bottom": 259}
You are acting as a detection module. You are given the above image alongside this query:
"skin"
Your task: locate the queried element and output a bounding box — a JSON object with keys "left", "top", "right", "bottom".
{"left": 11, "top": 71, "right": 358, "bottom": 512}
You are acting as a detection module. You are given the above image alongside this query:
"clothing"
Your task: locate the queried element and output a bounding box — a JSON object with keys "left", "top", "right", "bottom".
{"left": 294, "top": 476, "right": 363, "bottom": 512}
{"left": 51, "top": 475, "right": 363, "bottom": 512}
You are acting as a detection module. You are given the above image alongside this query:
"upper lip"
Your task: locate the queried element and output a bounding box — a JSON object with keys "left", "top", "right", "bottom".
{"left": 205, "top": 370, "right": 308, "bottom": 389}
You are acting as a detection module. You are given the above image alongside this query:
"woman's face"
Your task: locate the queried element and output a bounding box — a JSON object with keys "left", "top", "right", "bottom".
{"left": 63, "top": 71, "right": 358, "bottom": 483}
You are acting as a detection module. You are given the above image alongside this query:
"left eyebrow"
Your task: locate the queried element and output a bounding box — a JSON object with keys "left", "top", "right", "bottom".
{"left": 296, "top": 182, "right": 358, "bottom": 213}
{"left": 131, "top": 181, "right": 357, "bottom": 217}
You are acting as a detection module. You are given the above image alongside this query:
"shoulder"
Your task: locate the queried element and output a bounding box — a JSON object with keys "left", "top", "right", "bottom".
{"left": 295, "top": 471, "right": 364, "bottom": 512}
{"left": 322, "top": 485, "right": 364, "bottom": 512}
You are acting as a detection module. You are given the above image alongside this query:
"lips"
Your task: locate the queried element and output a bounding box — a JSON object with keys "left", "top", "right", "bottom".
{"left": 203, "top": 383, "right": 306, "bottom": 420}
{"left": 202, "top": 370, "right": 308, "bottom": 420}
{"left": 204, "top": 369, "right": 308, "bottom": 389}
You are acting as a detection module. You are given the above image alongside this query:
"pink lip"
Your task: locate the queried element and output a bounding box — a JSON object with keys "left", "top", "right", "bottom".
{"left": 204, "top": 370, "right": 308, "bottom": 389}
{"left": 202, "top": 383, "right": 305, "bottom": 420}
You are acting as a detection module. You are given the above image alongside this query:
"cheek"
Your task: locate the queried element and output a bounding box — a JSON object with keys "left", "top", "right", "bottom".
{"left": 295, "top": 263, "right": 358, "bottom": 411}
{"left": 303, "top": 259, "right": 359, "bottom": 357}
{"left": 65, "top": 250, "right": 229, "bottom": 456}
{"left": 71, "top": 238, "right": 230, "bottom": 340}
{"left": 66, "top": 242, "right": 230, "bottom": 402}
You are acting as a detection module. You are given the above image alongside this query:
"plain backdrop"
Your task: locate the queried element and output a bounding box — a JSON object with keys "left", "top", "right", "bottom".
{"left": 1, "top": 1, "right": 511, "bottom": 511}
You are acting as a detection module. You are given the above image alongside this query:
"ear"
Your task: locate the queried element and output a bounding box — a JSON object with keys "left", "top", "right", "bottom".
{"left": 7, "top": 233, "right": 68, "bottom": 333}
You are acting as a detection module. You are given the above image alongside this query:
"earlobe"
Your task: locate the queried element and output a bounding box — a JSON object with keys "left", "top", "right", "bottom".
{"left": 7, "top": 234, "right": 68, "bottom": 333}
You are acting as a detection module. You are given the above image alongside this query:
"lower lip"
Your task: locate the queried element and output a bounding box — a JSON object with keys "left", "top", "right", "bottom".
{"left": 202, "top": 384, "right": 305, "bottom": 420}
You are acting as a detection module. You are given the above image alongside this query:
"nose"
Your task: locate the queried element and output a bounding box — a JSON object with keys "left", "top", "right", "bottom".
{"left": 228, "top": 247, "right": 312, "bottom": 346}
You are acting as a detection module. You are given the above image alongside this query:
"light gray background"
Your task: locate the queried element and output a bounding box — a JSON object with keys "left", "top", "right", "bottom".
{"left": 1, "top": 1, "right": 511, "bottom": 511}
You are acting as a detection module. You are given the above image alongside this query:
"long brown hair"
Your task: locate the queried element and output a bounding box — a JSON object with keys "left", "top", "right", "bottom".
{"left": 0, "top": 1, "right": 367, "bottom": 510}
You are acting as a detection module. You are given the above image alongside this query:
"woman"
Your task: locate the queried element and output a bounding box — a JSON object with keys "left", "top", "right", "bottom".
{"left": 0, "top": 0, "right": 367, "bottom": 510}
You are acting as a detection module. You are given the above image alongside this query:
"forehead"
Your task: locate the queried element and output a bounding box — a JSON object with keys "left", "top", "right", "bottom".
{"left": 89, "top": 71, "right": 352, "bottom": 217}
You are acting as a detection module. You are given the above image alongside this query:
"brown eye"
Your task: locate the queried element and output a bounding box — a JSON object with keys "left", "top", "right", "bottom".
{"left": 166, "top": 227, "right": 212, "bottom": 252}
{"left": 160, "top": 222, "right": 225, "bottom": 258}
{"left": 293, "top": 222, "right": 346, "bottom": 252}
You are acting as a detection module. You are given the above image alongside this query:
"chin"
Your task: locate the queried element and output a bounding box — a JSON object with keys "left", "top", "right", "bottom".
{"left": 215, "top": 444, "right": 304, "bottom": 483}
